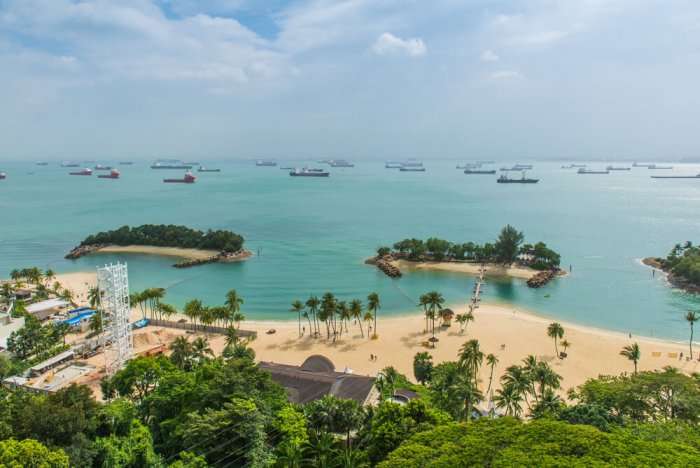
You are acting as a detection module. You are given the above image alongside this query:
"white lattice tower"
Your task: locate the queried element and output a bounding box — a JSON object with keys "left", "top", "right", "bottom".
{"left": 97, "top": 262, "right": 132, "bottom": 375}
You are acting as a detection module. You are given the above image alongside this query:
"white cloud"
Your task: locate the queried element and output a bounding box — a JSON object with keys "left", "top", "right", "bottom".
{"left": 480, "top": 49, "right": 499, "bottom": 62}
{"left": 510, "top": 30, "right": 569, "bottom": 46}
{"left": 489, "top": 70, "right": 522, "bottom": 80}
{"left": 371, "top": 32, "right": 426, "bottom": 57}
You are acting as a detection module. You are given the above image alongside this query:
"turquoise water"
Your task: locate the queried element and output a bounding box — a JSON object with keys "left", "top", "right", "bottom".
{"left": 2, "top": 161, "right": 699, "bottom": 340}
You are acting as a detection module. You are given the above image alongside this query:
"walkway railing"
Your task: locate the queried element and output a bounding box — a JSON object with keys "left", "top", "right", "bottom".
{"left": 147, "top": 319, "right": 257, "bottom": 338}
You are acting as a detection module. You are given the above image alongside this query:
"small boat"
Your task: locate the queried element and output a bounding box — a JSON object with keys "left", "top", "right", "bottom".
{"left": 69, "top": 168, "right": 93, "bottom": 176}
{"left": 61, "top": 162, "right": 80, "bottom": 168}
{"left": 476, "top": 160, "right": 495, "bottom": 164}
{"left": 280, "top": 166, "right": 294, "bottom": 170}
{"left": 497, "top": 173, "right": 539, "bottom": 184}
{"left": 561, "top": 164, "right": 587, "bottom": 169}
{"left": 94, "top": 164, "right": 112, "bottom": 171}
{"left": 290, "top": 168, "right": 329, "bottom": 177}
{"left": 98, "top": 169, "right": 120, "bottom": 179}
{"left": 119, "top": 161, "right": 134, "bottom": 165}
{"left": 647, "top": 165, "right": 673, "bottom": 170}
{"left": 329, "top": 160, "right": 354, "bottom": 167}
{"left": 606, "top": 166, "right": 631, "bottom": 171}
{"left": 151, "top": 162, "right": 192, "bottom": 169}
{"left": 197, "top": 167, "right": 221, "bottom": 172}
{"left": 651, "top": 174, "right": 700, "bottom": 179}
{"left": 513, "top": 164, "right": 533, "bottom": 170}
{"left": 164, "top": 171, "right": 196, "bottom": 183}
{"left": 256, "top": 160, "right": 277, "bottom": 167}
{"left": 385, "top": 161, "right": 403, "bottom": 168}
{"left": 464, "top": 169, "right": 496, "bottom": 174}
{"left": 0, "top": 172, "right": 6, "bottom": 180}
{"left": 578, "top": 168, "right": 610, "bottom": 174}
{"left": 633, "top": 162, "right": 654, "bottom": 167}
{"left": 401, "top": 160, "right": 423, "bottom": 167}
{"left": 399, "top": 167, "right": 426, "bottom": 172}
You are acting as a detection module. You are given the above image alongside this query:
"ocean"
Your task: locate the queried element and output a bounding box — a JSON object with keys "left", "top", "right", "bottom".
{"left": 1, "top": 160, "right": 699, "bottom": 340}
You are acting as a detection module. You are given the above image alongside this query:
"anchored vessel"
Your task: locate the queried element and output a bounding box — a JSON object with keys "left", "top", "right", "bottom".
{"left": 151, "top": 160, "right": 192, "bottom": 169}
{"left": 197, "top": 166, "right": 221, "bottom": 172}
{"left": 163, "top": 171, "right": 196, "bottom": 183}
{"left": 98, "top": 169, "right": 120, "bottom": 179}
{"left": 61, "top": 162, "right": 80, "bottom": 168}
{"left": 651, "top": 173, "right": 700, "bottom": 179}
{"left": 289, "top": 168, "right": 330, "bottom": 177}
{"left": 36, "top": 162, "right": 49, "bottom": 166}
{"left": 578, "top": 168, "right": 610, "bottom": 174}
{"left": 647, "top": 164, "right": 673, "bottom": 170}
{"left": 119, "top": 161, "right": 134, "bottom": 165}
{"left": 497, "top": 173, "right": 539, "bottom": 184}
{"left": 399, "top": 167, "right": 426, "bottom": 172}
{"left": 94, "top": 164, "right": 112, "bottom": 171}
{"left": 464, "top": 169, "right": 496, "bottom": 174}
{"left": 69, "top": 168, "right": 93, "bottom": 176}
{"left": 329, "top": 160, "right": 355, "bottom": 167}
{"left": 256, "top": 160, "right": 277, "bottom": 167}
{"left": 0, "top": 172, "right": 6, "bottom": 180}
{"left": 606, "top": 166, "right": 631, "bottom": 171}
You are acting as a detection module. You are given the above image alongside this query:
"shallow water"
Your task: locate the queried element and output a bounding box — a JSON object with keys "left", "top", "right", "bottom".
{"left": 1, "top": 160, "right": 699, "bottom": 340}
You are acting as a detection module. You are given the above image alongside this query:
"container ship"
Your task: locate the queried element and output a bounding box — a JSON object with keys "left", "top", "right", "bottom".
{"left": 197, "top": 166, "right": 221, "bottom": 172}
{"left": 464, "top": 169, "right": 496, "bottom": 174}
{"left": 578, "top": 168, "right": 610, "bottom": 174}
{"left": 163, "top": 171, "right": 196, "bottom": 183}
{"left": 289, "top": 168, "right": 329, "bottom": 177}
{"left": 69, "top": 168, "right": 93, "bottom": 176}
{"left": 606, "top": 166, "right": 631, "bottom": 171}
{"left": 497, "top": 173, "right": 539, "bottom": 184}
{"left": 151, "top": 161, "right": 192, "bottom": 169}
{"left": 256, "top": 160, "right": 277, "bottom": 167}
{"left": 98, "top": 169, "right": 120, "bottom": 179}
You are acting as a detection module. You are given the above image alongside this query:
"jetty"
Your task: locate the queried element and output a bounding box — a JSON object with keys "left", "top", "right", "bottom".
{"left": 467, "top": 264, "right": 486, "bottom": 314}
{"left": 527, "top": 270, "right": 557, "bottom": 288}
{"left": 367, "top": 255, "right": 402, "bottom": 278}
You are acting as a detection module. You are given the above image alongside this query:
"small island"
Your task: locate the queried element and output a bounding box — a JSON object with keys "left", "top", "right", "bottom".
{"left": 644, "top": 241, "right": 700, "bottom": 293}
{"left": 369, "top": 225, "right": 564, "bottom": 287}
{"left": 66, "top": 224, "right": 251, "bottom": 268}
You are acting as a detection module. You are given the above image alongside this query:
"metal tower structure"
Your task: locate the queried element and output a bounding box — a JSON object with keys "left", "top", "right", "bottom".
{"left": 97, "top": 262, "right": 132, "bottom": 375}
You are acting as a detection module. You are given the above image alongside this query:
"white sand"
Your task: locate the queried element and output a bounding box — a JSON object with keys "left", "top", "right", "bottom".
{"left": 96, "top": 245, "right": 219, "bottom": 260}
{"left": 392, "top": 259, "right": 539, "bottom": 280}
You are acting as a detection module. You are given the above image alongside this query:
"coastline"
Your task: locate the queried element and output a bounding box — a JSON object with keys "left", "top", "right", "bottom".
{"left": 390, "top": 258, "right": 542, "bottom": 280}
{"left": 53, "top": 271, "right": 698, "bottom": 393}
{"left": 642, "top": 256, "right": 700, "bottom": 294}
{"left": 97, "top": 245, "right": 220, "bottom": 260}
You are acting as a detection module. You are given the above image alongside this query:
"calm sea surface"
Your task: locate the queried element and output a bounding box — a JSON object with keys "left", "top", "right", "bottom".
{"left": 2, "top": 160, "right": 699, "bottom": 340}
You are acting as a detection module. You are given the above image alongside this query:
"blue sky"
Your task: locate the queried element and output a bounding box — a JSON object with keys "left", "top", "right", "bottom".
{"left": 1, "top": 0, "right": 699, "bottom": 160}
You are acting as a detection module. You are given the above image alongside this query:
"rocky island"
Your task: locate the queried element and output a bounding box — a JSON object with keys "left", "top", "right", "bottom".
{"left": 369, "top": 225, "right": 565, "bottom": 287}
{"left": 644, "top": 241, "right": 700, "bottom": 293}
{"left": 66, "top": 224, "right": 251, "bottom": 268}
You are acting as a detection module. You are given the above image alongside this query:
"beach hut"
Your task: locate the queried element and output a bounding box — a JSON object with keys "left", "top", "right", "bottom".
{"left": 25, "top": 298, "right": 69, "bottom": 321}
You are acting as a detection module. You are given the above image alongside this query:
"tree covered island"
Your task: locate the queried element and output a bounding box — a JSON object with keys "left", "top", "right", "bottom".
{"left": 372, "top": 225, "right": 563, "bottom": 287}
{"left": 645, "top": 241, "right": 700, "bottom": 292}
{"left": 65, "top": 224, "right": 249, "bottom": 267}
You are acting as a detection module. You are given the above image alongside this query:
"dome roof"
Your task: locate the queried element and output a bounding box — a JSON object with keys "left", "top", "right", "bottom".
{"left": 300, "top": 355, "right": 336, "bottom": 373}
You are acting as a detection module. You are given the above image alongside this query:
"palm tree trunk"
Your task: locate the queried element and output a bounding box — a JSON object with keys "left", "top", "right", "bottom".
{"left": 358, "top": 318, "right": 364, "bottom": 338}
{"left": 690, "top": 323, "right": 694, "bottom": 358}
{"left": 373, "top": 309, "right": 377, "bottom": 338}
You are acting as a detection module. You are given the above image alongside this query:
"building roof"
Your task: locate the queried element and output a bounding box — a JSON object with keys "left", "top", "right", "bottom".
{"left": 260, "top": 356, "right": 377, "bottom": 405}
{"left": 25, "top": 298, "right": 69, "bottom": 314}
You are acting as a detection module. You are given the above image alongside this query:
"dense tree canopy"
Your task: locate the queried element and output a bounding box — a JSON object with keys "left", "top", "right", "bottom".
{"left": 660, "top": 241, "right": 700, "bottom": 286}
{"left": 80, "top": 224, "right": 245, "bottom": 253}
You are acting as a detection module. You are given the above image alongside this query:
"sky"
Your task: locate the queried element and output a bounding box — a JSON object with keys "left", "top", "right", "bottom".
{"left": 1, "top": 0, "right": 700, "bottom": 161}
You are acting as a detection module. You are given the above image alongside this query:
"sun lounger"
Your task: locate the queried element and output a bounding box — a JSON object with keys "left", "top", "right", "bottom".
{"left": 651, "top": 352, "right": 662, "bottom": 357}
{"left": 667, "top": 352, "right": 678, "bottom": 358}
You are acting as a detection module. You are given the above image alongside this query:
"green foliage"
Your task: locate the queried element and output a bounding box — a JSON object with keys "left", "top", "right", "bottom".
{"left": 101, "top": 356, "right": 176, "bottom": 403}
{"left": 0, "top": 438, "right": 70, "bottom": 468}
{"left": 494, "top": 224, "right": 525, "bottom": 264}
{"left": 274, "top": 405, "right": 309, "bottom": 448}
{"left": 6, "top": 315, "right": 66, "bottom": 360}
{"left": 412, "top": 352, "right": 434, "bottom": 384}
{"left": 571, "top": 367, "right": 700, "bottom": 423}
{"left": 80, "top": 224, "right": 245, "bottom": 253}
{"left": 93, "top": 419, "right": 162, "bottom": 467}
{"left": 358, "top": 399, "right": 451, "bottom": 463}
{"left": 662, "top": 241, "right": 700, "bottom": 285}
{"left": 379, "top": 418, "right": 700, "bottom": 467}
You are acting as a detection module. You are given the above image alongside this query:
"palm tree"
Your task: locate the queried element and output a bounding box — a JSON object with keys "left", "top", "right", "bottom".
{"left": 367, "top": 292, "right": 380, "bottom": 338}
{"left": 183, "top": 299, "right": 203, "bottom": 331}
{"left": 88, "top": 286, "right": 101, "bottom": 309}
{"left": 363, "top": 311, "right": 373, "bottom": 340}
{"left": 418, "top": 294, "right": 430, "bottom": 333}
{"left": 456, "top": 310, "right": 475, "bottom": 334}
{"left": 169, "top": 336, "right": 193, "bottom": 370}
{"left": 306, "top": 296, "right": 320, "bottom": 338}
{"left": 44, "top": 269, "right": 55, "bottom": 286}
{"left": 232, "top": 311, "right": 245, "bottom": 330}
{"left": 225, "top": 326, "right": 239, "bottom": 347}
{"left": 192, "top": 336, "right": 214, "bottom": 363}
{"left": 453, "top": 373, "right": 483, "bottom": 421}
{"left": 501, "top": 364, "right": 532, "bottom": 409}
{"left": 560, "top": 339, "right": 571, "bottom": 357}
{"left": 547, "top": 322, "right": 565, "bottom": 358}
{"left": 290, "top": 300, "right": 305, "bottom": 337}
{"left": 425, "top": 291, "right": 444, "bottom": 342}
{"left": 620, "top": 342, "right": 641, "bottom": 374}
{"left": 158, "top": 303, "right": 176, "bottom": 321}
{"left": 336, "top": 301, "right": 350, "bottom": 336}
{"left": 485, "top": 353, "right": 499, "bottom": 396}
{"left": 494, "top": 384, "right": 523, "bottom": 417}
{"left": 349, "top": 299, "right": 364, "bottom": 337}
{"left": 458, "top": 339, "right": 484, "bottom": 386}
{"left": 376, "top": 366, "right": 400, "bottom": 399}
{"left": 225, "top": 289, "right": 244, "bottom": 326}
{"left": 686, "top": 311, "right": 699, "bottom": 359}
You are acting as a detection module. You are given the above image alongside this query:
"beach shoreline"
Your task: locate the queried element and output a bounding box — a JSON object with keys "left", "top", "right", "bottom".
{"left": 90, "top": 245, "right": 220, "bottom": 260}
{"left": 389, "top": 258, "right": 544, "bottom": 280}
{"left": 51, "top": 270, "right": 698, "bottom": 393}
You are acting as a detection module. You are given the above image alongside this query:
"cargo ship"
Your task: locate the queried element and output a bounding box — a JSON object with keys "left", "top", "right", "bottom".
{"left": 94, "top": 164, "right": 112, "bottom": 171}
{"left": 98, "top": 169, "right": 120, "bottom": 179}
{"left": 289, "top": 168, "right": 329, "bottom": 177}
{"left": 497, "top": 173, "right": 539, "bottom": 184}
{"left": 163, "top": 171, "right": 196, "bottom": 183}
{"left": 385, "top": 161, "right": 404, "bottom": 168}
{"left": 402, "top": 159, "right": 423, "bottom": 167}
{"left": 633, "top": 162, "right": 654, "bottom": 167}
{"left": 399, "top": 167, "right": 426, "bottom": 172}
{"left": 647, "top": 165, "right": 673, "bottom": 170}
{"left": 197, "top": 166, "right": 221, "bottom": 172}
{"left": 578, "top": 168, "right": 610, "bottom": 174}
{"left": 151, "top": 161, "right": 192, "bottom": 169}
{"left": 61, "top": 162, "right": 80, "bottom": 167}
{"left": 464, "top": 169, "right": 496, "bottom": 174}
{"left": 69, "top": 168, "right": 93, "bottom": 176}
{"left": 329, "top": 160, "right": 355, "bottom": 167}
{"left": 561, "top": 164, "right": 587, "bottom": 169}
{"left": 256, "top": 160, "right": 277, "bottom": 167}
{"left": 119, "top": 161, "right": 134, "bottom": 165}
{"left": 606, "top": 166, "right": 631, "bottom": 171}
{"left": 651, "top": 174, "right": 700, "bottom": 179}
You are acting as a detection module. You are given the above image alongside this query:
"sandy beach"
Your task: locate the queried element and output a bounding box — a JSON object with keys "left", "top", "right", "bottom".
{"left": 392, "top": 259, "right": 539, "bottom": 280}
{"left": 95, "top": 245, "right": 220, "bottom": 260}
{"left": 54, "top": 271, "right": 697, "bottom": 395}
